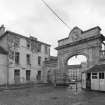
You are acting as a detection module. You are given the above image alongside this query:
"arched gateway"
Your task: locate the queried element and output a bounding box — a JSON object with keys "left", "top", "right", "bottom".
{"left": 55, "top": 26, "right": 105, "bottom": 84}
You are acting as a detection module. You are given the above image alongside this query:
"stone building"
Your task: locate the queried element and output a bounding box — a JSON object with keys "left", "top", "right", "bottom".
{"left": 55, "top": 26, "right": 105, "bottom": 84}
{"left": 0, "top": 25, "right": 50, "bottom": 85}
{"left": 42, "top": 58, "right": 87, "bottom": 84}
{"left": 42, "top": 56, "right": 58, "bottom": 84}
{"left": 0, "top": 46, "right": 8, "bottom": 85}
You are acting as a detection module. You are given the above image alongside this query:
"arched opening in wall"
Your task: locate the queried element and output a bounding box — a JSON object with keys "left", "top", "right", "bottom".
{"left": 67, "top": 55, "right": 87, "bottom": 82}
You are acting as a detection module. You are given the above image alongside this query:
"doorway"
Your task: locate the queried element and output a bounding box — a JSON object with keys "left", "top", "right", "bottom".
{"left": 37, "top": 71, "right": 41, "bottom": 81}
{"left": 14, "top": 69, "right": 20, "bottom": 84}
{"left": 86, "top": 73, "right": 91, "bottom": 89}
{"left": 26, "top": 70, "right": 31, "bottom": 81}
{"left": 67, "top": 55, "right": 87, "bottom": 82}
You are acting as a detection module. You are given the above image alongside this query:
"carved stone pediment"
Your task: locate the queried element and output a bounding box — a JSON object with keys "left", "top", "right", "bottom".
{"left": 69, "top": 26, "right": 82, "bottom": 42}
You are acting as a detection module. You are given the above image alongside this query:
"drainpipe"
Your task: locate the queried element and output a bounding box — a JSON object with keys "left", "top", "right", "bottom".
{"left": 76, "top": 69, "right": 78, "bottom": 92}
{"left": 6, "top": 35, "right": 9, "bottom": 88}
{"left": 6, "top": 53, "right": 9, "bottom": 89}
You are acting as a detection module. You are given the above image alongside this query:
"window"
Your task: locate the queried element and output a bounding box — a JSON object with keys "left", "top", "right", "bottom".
{"left": 14, "top": 37, "right": 20, "bottom": 48}
{"left": 92, "top": 73, "right": 97, "bottom": 79}
{"left": 9, "top": 50, "right": 14, "bottom": 60}
{"left": 36, "top": 71, "right": 41, "bottom": 80}
{"left": 15, "top": 52, "right": 19, "bottom": 64}
{"left": 37, "top": 43, "right": 41, "bottom": 52}
{"left": 26, "top": 40, "right": 31, "bottom": 49}
{"left": 26, "top": 54, "right": 31, "bottom": 65}
{"left": 45, "top": 58, "right": 48, "bottom": 61}
{"left": 27, "top": 43, "right": 30, "bottom": 49}
{"left": 38, "top": 56, "right": 41, "bottom": 66}
{"left": 26, "top": 70, "right": 31, "bottom": 80}
{"left": 99, "top": 72, "right": 104, "bottom": 79}
{"left": 45, "top": 45, "right": 48, "bottom": 54}
{"left": 14, "top": 69, "right": 20, "bottom": 77}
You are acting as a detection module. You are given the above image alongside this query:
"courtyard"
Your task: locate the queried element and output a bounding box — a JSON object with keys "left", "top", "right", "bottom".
{"left": 0, "top": 84, "right": 105, "bottom": 105}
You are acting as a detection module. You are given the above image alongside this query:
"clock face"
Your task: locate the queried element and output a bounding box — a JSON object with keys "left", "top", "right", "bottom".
{"left": 71, "top": 31, "right": 80, "bottom": 41}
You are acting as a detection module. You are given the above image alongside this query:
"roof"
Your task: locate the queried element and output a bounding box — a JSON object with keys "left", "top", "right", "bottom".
{"left": 44, "top": 56, "right": 58, "bottom": 63}
{"left": 86, "top": 64, "right": 105, "bottom": 73}
{"left": 49, "top": 56, "right": 58, "bottom": 60}
{"left": 0, "top": 30, "right": 51, "bottom": 46}
{"left": 83, "top": 26, "right": 101, "bottom": 33}
{"left": 58, "top": 26, "right": 101, "bottom": 42}
{"left": 56, "top": 34, "right": 105, "bottom": 50}
{"left": 0, "top": 46, "right": 8, "bottom": 55}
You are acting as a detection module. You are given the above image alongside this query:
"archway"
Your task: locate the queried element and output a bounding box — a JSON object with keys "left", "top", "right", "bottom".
{"left": 67, "top": 55, "right": 87, "bottom": 82}
{"left": 67, "top": 55, "right": 87, "bottom": 65}
{"left": 55, "top": 26, "right": 105, "bottom": 84}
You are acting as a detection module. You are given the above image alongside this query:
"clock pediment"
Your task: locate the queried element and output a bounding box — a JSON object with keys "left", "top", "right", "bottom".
{"left": 69, "top": 26, "right": 82, "bottom": 42}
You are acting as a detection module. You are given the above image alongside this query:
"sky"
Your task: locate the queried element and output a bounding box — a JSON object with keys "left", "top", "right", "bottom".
{"left": 0, "top": 0, "right": 105, "bottom": 56}
{"left": 68, "top": 55, "right": 87, "bottom": 65}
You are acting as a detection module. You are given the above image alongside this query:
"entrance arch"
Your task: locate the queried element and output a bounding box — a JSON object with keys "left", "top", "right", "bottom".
{"left": 65, "top": 54, "right": 88, "bottom": 66}
{"left": 55, "top": 26, "right": 105, "bottom": 84}
{"left": 67, "top": 55, "right": 87, "bottom": 81}
{"left": 67, "top": 55, "right": 87, "bottom": 65}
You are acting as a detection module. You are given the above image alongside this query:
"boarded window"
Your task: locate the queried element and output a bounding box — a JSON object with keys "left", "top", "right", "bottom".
{"left": 92, "top": 73, "right": 97, "bottom": 79}
{"left": 99, "top": 72, "right": 104, "bottom": 79}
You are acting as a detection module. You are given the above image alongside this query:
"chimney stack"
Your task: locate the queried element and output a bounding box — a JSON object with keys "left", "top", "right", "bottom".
{"left": 0, "top": 25, "right": 5, "bottom": 37}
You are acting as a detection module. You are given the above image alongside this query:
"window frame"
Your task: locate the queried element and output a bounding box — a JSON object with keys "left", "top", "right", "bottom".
{"left": 37, "top": 43, "right": 41, "bottom": 52}
{"left": 26, "top": 54, "right": 31, "bottom": 65}
{"left": 26, "top": 40, "right": 31, "bottom": 49}
{"left": 38, "top": 56, "right": 41, "bottom": 66}
{"left": 26, "top": 70, "right": 31, "bottom": 81}
{"left": 92, "top": 72, "right": 97, "bottom": 79}
{"left": 15, "top": 52, "right": 20, "bottom": 64}
{"left": 99, "top": 72, "right": 104, "bottom": 79}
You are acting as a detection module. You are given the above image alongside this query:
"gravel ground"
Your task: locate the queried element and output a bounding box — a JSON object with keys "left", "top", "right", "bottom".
{"left": 0, "top": 83, "right": 104, "bottom": 105}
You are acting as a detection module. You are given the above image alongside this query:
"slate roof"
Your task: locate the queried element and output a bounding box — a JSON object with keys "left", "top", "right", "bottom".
{"left": 0, "top": 30, "right": 51, "bottom": 46}
{"left": 86, "top": 64, "right": 105, "bottom": 73}
{"left": 0, "top": 46, "right": 8, "bottom": 55}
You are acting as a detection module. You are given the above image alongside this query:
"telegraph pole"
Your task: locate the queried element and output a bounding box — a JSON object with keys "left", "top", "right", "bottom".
{"left": 40, "top": 0, "right": 70, "bottom": 30}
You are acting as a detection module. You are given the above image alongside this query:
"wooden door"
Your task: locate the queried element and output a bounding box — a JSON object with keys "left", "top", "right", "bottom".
{"left": 14, "top": 69, "right": 20, "bottom": 84}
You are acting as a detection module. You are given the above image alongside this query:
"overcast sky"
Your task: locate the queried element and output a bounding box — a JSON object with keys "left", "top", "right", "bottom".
{"left": 0, "top": 0, "right": 105, "bottom": 56}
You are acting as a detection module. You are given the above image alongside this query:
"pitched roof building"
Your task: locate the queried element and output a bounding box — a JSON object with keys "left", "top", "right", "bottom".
{"left": 0, "top": 25, "right": 51, "bottom": 85}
